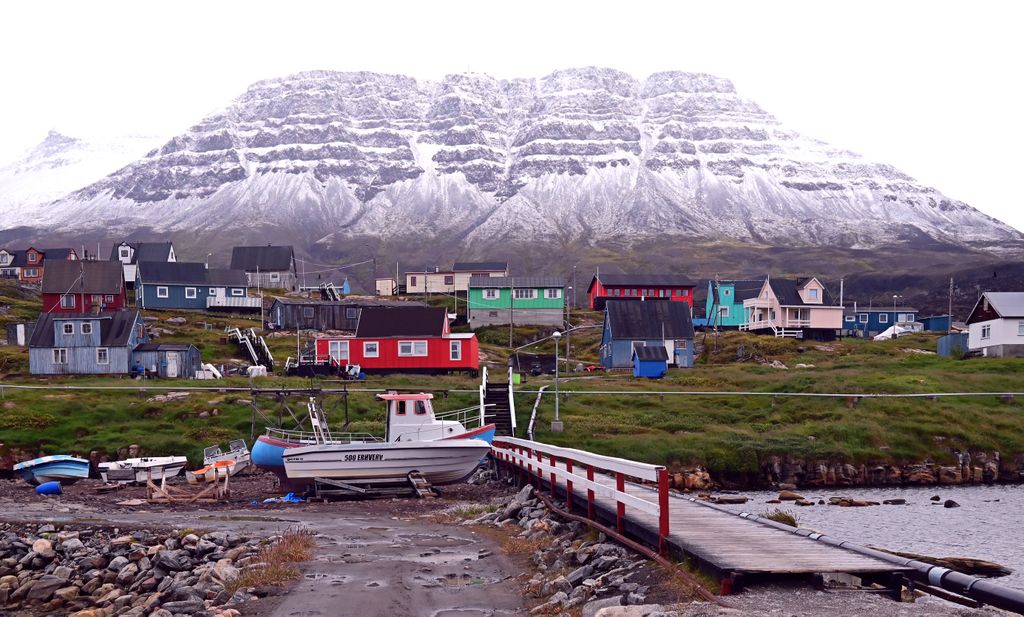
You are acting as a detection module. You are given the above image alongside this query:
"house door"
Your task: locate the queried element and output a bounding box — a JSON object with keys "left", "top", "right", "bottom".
{"left": 328, "top": 340, "right": 349, "bottom": 365}
{"left": 165, "top": 352, "right": 179, "bottom": 378}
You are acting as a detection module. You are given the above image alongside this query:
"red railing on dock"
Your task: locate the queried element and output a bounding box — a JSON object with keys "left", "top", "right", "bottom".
{"left": 491, "top": 436, "right": 671, "bottom": 555}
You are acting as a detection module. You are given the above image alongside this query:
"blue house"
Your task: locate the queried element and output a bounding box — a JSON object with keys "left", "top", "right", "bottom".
{"left": 704, "top": 280, "right": 764, "bottom": 329}
{"left": 600, "top": 300, "right": 695, "bottom": 369}
{"left": 842, "top": 305, "right": 918, "bottom": 337}
{"left": 29, "top": 310, "right": 148, "bottom": 375}
{"left": 136, "top": 262, "right": 259, "bottom": 311}
{"left": 632, "top": 345, "right": 668, "bottom": 378}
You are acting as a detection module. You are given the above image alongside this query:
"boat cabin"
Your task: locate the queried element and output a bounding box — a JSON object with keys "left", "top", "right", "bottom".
{"left": 379, "top": 392, "right": 490, "bottom": 443}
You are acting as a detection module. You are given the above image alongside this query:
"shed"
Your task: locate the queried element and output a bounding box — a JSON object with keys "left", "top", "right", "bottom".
{"left": 132, "top": 343, "right": 202, "bottom": 379}
{"left": 919, "top": 315, "right": 952, "bottom": 332}
{"left": 937, "top": 333, "right": 969, "bottom": 358}
{"left": 632, "top": 345, "right": 668, "bottom": 378}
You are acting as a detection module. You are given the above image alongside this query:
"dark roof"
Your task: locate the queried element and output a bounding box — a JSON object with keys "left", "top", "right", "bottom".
{"left": 469, "top": 276, "right": 564, "bottom": 288}
{"left": 29, "top": 310, "right": 141, "bottom": 348}
{"left": 454, "top": 262, "right": 508, "bottom": 272}
{"left": 133, "top": 342, "right": 198, "bottom": 352}
{"left": 230, "top": 245, "right": 295, "bottom": 272}
{"left": 6, "top": 247, "right": 75, "bottom": 267}
{"left": 137, "top": 261, "right": 208, "bottom": 285}
{"left": 633, "top": 345, "right": 669, "bottom": 361}
{"left": 710, "top": 279, "right": 764, "bottom": 304}
{"left": 271, "top": 297, "right": 423, "bottom": 308}
{"left": 109, "top": 242, "right": 174, "bottom": 263}
{"left": 41, "top": 260, "right": 124, "bottom": 294}
{"left": 605, "top": 300, "right": 694, "bottom": 340}
{"left": 355, "top": 306, "right": 447, "bottom": 337}
{"left": 205, "top": 268, "right": 248, "bottom": 287}
{"left": 843, "top": 306, "right": 919, "bottom": 314}
{"left": 768, "top": 278, "right": 835, "bottom": 306}
{"left": 40, "top": 248, "right": 76, "bottom": 261}
{"left": 590, "top": 274, "right": 694, "bottom": 293}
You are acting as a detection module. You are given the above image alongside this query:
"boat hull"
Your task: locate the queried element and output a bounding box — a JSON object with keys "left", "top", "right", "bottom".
{"left": 253, "top": 424, "right": 495, "bottom": 490}
{"left": 98, "top": 457, "right": 188, "bottom": 484}
{"left": 13, "top": 456, "right": 90, "bottom": 486}
{"left": 283, "top": 440, "right": 490, "bottom": 488}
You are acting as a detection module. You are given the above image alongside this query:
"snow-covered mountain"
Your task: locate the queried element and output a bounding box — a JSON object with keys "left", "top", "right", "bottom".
{"left": 0, "top": 131, "right": 165, "bottom": 227}
{"left": 10, "top": 69, "right": 1023, "bottom": 252}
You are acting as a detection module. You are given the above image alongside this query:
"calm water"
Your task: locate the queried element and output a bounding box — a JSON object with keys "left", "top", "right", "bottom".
{"left": 715, "top": 484, "right": 1024, "bottom": 590}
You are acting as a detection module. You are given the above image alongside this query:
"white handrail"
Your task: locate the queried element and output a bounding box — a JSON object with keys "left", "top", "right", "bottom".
{"left": 494, "top": 436, "right": 662, "bottom": 482}
{"left": 507, "top": 366, "right": 517, "bottom": 431}
{"left": 526, "top": 385, "right": 548, "bottom": 441}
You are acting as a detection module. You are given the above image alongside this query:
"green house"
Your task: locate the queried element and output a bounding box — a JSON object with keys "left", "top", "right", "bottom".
{"left": 468, "top": 276, "right": 565, "bottom": 328}
{"left": 705, "top": 280, "right": 764, "bottom": 328}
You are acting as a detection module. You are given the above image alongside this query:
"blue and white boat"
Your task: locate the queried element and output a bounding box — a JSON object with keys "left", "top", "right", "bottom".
{"left": 13, "top": 455, "right": 90, "bottom": 485}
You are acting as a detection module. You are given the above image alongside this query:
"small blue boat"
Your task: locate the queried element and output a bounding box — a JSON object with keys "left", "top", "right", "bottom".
{"left": 13, "top": 455, "right": 90, "bottom": 485}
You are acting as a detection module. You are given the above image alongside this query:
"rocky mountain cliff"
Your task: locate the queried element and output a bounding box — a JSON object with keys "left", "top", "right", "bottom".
{"left": 6, "top": 68, "right": 1022, "bottom": 255}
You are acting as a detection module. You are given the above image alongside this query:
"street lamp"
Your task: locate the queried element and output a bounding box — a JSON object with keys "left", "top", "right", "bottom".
{"left": 892, "top": 294, "right": 902, "bottom": 334}
{"left": 551, "top": 330, "right": 563, "bottom": 433}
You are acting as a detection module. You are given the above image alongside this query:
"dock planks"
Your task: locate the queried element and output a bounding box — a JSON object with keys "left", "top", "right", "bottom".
{"left": 539, "top": 460, "right": 908, "bottom": 577}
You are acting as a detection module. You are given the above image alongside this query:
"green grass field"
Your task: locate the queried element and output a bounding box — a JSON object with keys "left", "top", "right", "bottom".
{"left": 2, "top": 279, "right": 1021, "bottom": 475}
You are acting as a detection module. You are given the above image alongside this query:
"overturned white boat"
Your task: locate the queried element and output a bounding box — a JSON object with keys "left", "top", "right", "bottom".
{"left": 99, "top": 456, "right": 188, "bottom": 484}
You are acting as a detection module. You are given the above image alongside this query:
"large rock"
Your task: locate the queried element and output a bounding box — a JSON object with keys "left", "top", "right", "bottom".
{"left": 31, "top": 538, "right": 55, "bottom": 559}
{"left": 584, "top": 596, "right": 624, "bottom": 617}
{"left": 595, "top": 606, "right": 667, "bottom": 617}
{"left": 27, "top": 574, "right": 67, "bottom": 602}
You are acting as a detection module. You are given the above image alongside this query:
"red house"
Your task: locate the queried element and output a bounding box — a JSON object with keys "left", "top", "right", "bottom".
{"left": 3, "top": 247, "right": 78, "bottom": 284}
{"left": 587, "top": 274, "right": 695, "bottom": 311}
{"left": 42, "top": 260, "right": 127, "bottom": 314}
{"left": 314, "top": 306, "right": 479, "bottom": 375}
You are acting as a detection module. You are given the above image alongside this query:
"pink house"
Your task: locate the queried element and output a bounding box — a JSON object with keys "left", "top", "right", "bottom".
{"left": 741, "top": 277, "right": 844, "bottom": 340}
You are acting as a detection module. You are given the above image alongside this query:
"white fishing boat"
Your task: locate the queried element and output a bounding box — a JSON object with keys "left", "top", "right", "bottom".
{"left": 281, "top": 399, "right": 490, "bottom": 488}
{"left": 203, "top": 439, "right": 250, "bottom": 476}
{"left": 98, "top": 456, "right": 188, "bottom": 484}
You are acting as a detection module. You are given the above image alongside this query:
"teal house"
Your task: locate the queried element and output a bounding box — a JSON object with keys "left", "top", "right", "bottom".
{"left": 704, "top": 280, "right": 764, "bottom": 329}
{"left": 467, "top": 276, "right": 565, "bottom": 328}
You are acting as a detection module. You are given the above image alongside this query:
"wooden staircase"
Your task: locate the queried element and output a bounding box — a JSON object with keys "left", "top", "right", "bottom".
{"left": 483, "top": 381, "right": 515, "bottom": 437}
{"left": 407, "top": 472, "right": 436, "bottom": 498}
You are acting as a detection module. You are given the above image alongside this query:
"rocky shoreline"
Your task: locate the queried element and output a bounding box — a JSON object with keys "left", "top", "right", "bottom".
{"left": 0, "top": 521, "right": 276, "bottom": 616}
{"left": 670, "top": 450, "right": 1024, "bottom": 492}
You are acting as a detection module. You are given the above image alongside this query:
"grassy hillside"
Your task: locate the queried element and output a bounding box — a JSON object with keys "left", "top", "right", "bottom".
{"left": 2, "top": 278, "right": 1022, "bottom": 477}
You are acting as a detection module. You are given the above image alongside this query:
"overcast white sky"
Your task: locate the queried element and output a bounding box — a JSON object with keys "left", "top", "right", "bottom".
{"left": 1, "top": 0, "right": 1021, "bottom": 230}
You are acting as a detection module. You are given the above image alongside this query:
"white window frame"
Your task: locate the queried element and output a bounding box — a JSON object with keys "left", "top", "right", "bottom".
{"left": 809, "top": 288, "right": 818, "bottom": 299}
{"left": 1018, "top": 321, "right": 1024, "bottom": 336}
{"left": 364, "top": 341, "right": 379, "bottom": 358}
{"left": 209, "top": 288, "right": 217, "bottom": 296}
{"left": 879, "top": 313, "right": 889, "bottom": 324}
{"left": 62, "top": 323, "right": 74, "bottom": 335}
{"left": 156, "top": 286, "right": 169, "bottom": 299}
{"left": 719, "top": 306, "right": 730, "bottom": 318}
{"left": 60, "top": 294, "right": 76, "bottom": 309}
{"left": 845, "top": 315, "right": 856, "bottom": 322}
{"left": 513, "top": 288, "right": 536, "bottom": 300}
{"left": 269, "top": 272, "right": 280, "bottom": 281}
{"left": 230, "top": 288, "right": 244, "bottom": 297}
{"left": 859, "top": 313, "right": 868, "bottom": 323}
{"left": 23, "top": 268, "right": 38, "bottom": 278}
{"left": 398, "top": 340, "right": 428, "bottom": 357}
{"left": 80, "top": 322, "right": 92, "bottom": 335}
{"left": 53, "top": 348, "right": 67, "bottom": 364}
{"left": 981, "top": 325, "right": 991, "bottom": 340}
{"left": 28, "top": 252, "right": 38, "bottom": 263}
{"left": 328, "top": 340, "right": 349, "bottom": 362}
{"left": 96, "top": 347, "right": 109, "bottom": 365}
{"left": 545, "top": 288, "right": 562, "bottom": 299}
{"left": 450, "top": 340, "right": 462, "bottom": 361}
{"left": 483, "top": 288, "right": 499, "bottom": 300}
{"left": 185, "top": 287, "right": 197, "bottom": 299}
{"left": 119, "top": 247, "right": 131, "bottom": 259}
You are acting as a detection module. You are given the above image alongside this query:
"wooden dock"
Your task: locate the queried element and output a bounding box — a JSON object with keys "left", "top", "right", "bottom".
{"left": 492, "top": 437, "right": 909, "bottom": 583}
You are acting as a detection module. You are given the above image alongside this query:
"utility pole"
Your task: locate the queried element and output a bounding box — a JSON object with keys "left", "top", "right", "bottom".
{"left": 551, "top": 331, "right": 563, "bottom": 432}
{"left": 948, "top": 277, "right": 954, "bottom": 334}
{"left": 509, "top": 277, "right": 514, "bottom": 349}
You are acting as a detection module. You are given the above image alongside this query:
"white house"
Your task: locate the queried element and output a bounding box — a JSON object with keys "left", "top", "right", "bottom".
{"left": 966, "top": 292, "right": 1024, "bottom": 358}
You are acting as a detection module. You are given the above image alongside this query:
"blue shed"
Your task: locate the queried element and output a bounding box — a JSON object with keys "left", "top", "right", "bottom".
{"left": 937, "top": 333, "right": 969, "bottom": 358}
{"left": 633, "top": 345, "right": 668, "bottom": 378}
{"left": 919, "top": 315, "right": 952, "bottom": 332}
{"left": 136, "top": 261, "right": 257, "bottom": 311}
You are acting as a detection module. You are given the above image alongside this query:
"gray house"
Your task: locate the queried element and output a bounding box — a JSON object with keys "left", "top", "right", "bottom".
{"left": 230, "top": 245, "right": 297, "bottom": 290}
{"left": 132, "top": 343, "right": 202, "bottom": 378}
{"left": 600, "top": 300, "right": 695, "bottom": 369}
{"left": 29, "top": 310, "right": 148, "bottom": 375}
